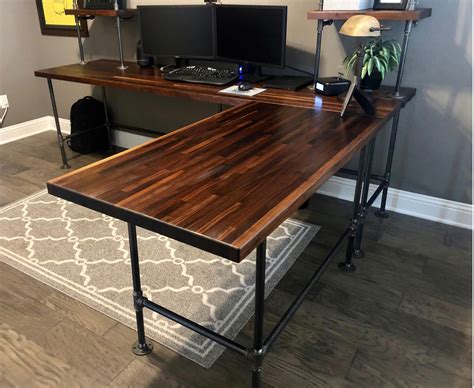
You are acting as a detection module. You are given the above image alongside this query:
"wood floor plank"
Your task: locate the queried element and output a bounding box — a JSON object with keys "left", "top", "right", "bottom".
{"left": 103, "top": 323, "right": 257, "bottom": 388}
{"left": 0, "top": 174, "right": 43, "bottom": 197}
{"left": 266, "top": 288, "right": 471, "bottom": 383}
{"left": 107, "top": 359, "right": 188, "bottom": 387}
{"left": 0, "top": 266, "right": 63, "bottom": 341}
{"left": 34, "top": 319, "right": 134, "bottom": 386}
{"left": 377, "top": 214, "right": 467, "bottom": 263}
{"left": 347, "top": 346, "right": 471, "bottom": 388}
{"left": 41, "top": 291, "right": 118, "bottom": 337}
{"left": 259, "top": 313, "right": 357, "bottom": 383}
{"left": 399, "top": 289, "right": 471, "bottom": 335}
{"left": 0, "top": 263, "right": 56, "bottom": 303}
{"left": 0, "top": 323, "right": 71, "bottom": 388}
{"left": 0, "top": 185, "right": 29, "bottom": 207}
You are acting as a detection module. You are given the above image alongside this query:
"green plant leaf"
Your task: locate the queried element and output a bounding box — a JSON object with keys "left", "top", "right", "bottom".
{"left": 367, "top": 58, "right": 374, "bottom": 76}
{"left": 343, "top": 38, "right": 401, "bottom": 79}
{"left": 343, "top": 53, "right": 358, "bottom": 72}
{"left": 379, "top": 56, "right": 389, "bottom": 69}
{"left": 361, "top": 63, "right": 368, "bottom": 79}
{"left": 347, "top": 55, "right": 358, "bottom": 70}
{"left": 374, "top": 57, "right": 382, "bottom": 72}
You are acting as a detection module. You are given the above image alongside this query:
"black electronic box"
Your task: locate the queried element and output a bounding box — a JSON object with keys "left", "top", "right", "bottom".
{"left": 314, "top": 77, "right": 351, "bottom": 96}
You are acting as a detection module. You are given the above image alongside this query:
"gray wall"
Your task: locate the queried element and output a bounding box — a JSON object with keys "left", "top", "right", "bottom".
{"left": 0, "top": 0, "right": 93, "bottom": 126}
{"left": 0, "top": 0, "right": 471, "bottom": 204}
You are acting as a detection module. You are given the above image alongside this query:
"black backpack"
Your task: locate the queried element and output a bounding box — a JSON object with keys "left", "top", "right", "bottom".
{"left": 68, "top": 97, "right": 110, "bottom": 154}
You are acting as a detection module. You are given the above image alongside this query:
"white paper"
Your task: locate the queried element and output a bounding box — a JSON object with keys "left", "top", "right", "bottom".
{"left": 219, "top": 85, "right": 266, "bottom": 97}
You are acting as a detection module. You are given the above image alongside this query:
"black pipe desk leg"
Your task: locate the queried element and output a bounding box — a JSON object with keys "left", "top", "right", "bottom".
{"left": 128, "top": 223, "right": 153, "bottom": 356}
{"left": 252, "top": 240, "right": 266, "bottom": 388}
{"left": 339, "top": 146, "right": 367, "bottom": 272}
{"left": 394, "top": 21, "right": 414, "bottom": 97}
{"left": 75, "top": 15, "right": 86, "bottom": 65}
{"left": 116, "top": 16, "right": 127, "bottom": 70}
{"left": 376, "top": 110, "right": 401, "bottom": 219}
{"left": 102, "top": 87, "right": 113, "bottom": 150}
{"left": 47, "top": 79, "right": 70, "bottom": 170}
{"left": 354, "top": 138, "right": 376, "bottom": 258}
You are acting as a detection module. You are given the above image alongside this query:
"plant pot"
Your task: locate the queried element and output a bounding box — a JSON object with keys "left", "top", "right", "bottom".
{"left": 360, "top": 70, "right": 383, "bottom": 91}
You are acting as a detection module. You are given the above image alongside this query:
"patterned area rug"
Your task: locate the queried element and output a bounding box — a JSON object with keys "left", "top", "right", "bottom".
{"left": 0, "top": 191, "right": 319, "bottom": 368}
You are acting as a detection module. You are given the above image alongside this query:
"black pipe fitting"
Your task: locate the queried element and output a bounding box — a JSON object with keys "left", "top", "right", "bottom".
{"left": 249, "top": 347, "right": 267, "bottom": 369}
{"left": 133, "top": 291, "right": 146, "bottom": 310}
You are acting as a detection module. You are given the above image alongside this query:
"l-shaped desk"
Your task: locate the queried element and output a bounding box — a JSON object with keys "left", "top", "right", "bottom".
{"left": 36, "top": 59, "right": 415, "bottom": 387}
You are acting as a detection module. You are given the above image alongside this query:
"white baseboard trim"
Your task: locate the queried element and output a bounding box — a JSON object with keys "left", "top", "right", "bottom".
{"left": 0, "top": 116, "right": 52, "bottom": 145}
{"left": 0, "top": 116, "right": 147, "bottom": 148}
{"left": 2, "top": 116, "right": 472, "bottom": 230}
{"left": 318, "top": 176, "right": 473, "bottom": 230}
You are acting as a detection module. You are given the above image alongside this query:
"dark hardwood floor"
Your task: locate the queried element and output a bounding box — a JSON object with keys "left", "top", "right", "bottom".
{"left": 0, "top": 132, "right": 471, "bottom": 387}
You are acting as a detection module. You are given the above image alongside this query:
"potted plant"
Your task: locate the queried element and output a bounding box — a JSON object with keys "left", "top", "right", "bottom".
{"left": 343, "top": 39, "right": 402, "bottom": 91}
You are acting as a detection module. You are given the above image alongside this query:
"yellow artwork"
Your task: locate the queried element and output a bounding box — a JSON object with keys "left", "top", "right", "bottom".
{"left": 42, "top": 0, "right": 76, "bottom": 26}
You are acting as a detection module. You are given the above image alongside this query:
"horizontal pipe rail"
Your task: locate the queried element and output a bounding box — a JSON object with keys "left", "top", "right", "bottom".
{"left": 339, "top": 168, "right": 385, "bottom": 182}
{"left": 263, "top": 228, "right": 352, "bottom": 351}
{"left": 63, "top": 124, "right": 106, "bottom": 141}
{"left": 111, "top": 122, "right": 165, "bottom": 137}
{"left": 139, "top": 226, "right": 353, "bottom": 364}
{"left": 141, "top": 298, "right": 249, "bottom": 357}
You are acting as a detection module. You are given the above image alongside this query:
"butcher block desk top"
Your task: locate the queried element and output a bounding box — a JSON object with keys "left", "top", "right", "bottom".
{"left": 48, "top": 102, "right": 392, "bottom": 262}
{"left": 35, "top": 59, "right": 415, "bottom": 119}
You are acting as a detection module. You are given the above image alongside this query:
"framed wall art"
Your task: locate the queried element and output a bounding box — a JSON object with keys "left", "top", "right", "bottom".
{"left": 36, "top": 0, "right": 89, "bottom": 37}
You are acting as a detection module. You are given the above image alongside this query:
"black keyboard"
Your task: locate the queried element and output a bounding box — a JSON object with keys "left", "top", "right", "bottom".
{"left": 165, "top": 66, "right": 239, "bottom": 86}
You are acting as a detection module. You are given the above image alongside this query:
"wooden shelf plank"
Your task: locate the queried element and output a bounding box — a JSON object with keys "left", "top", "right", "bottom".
{"left": 307, "top": 8, "right": 432, "bottom": 21}
{"left": 65, "top": 8, "right": 137, "bottom": 18}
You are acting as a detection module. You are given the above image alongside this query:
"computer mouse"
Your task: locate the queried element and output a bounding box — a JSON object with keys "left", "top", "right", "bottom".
{"left": 238, "top": 82, "right": 253, "bottom": 92}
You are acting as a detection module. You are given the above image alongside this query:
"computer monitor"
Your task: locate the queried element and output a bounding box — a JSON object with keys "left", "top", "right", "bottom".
{"left": 215, "top": 5, "right": 287, "bottom": 69}
{"left": 138, "top": 5, "right": 215, "bottom": 60}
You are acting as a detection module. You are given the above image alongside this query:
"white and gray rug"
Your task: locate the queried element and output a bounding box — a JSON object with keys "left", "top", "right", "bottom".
{"left": 0, "top": 191, "right": 319, "bottom": 368}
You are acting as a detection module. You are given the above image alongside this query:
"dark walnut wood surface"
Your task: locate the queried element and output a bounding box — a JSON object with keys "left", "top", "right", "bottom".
{"left": 65, "top": 8, "right": 137, "bottom": 18}
{"left": 35, "top": 60, "right": 415, "bottom": 119}
{"left": 48, "top": 103, "right": 390, "bottom": 262}
{"left": 308, "top": 8, "right": 432, "bottom": 21}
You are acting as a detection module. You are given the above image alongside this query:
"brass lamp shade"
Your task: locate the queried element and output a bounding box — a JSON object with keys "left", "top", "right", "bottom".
{"left": 339, "top": 15, "right": 381, "bottom": 37}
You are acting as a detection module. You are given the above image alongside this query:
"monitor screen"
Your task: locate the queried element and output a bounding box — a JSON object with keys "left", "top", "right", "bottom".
{"left": 138, "top": 6, "right": 215, "bottom": 59}
{"left": 215, "top": 5, "right": 287, "bottom": 68}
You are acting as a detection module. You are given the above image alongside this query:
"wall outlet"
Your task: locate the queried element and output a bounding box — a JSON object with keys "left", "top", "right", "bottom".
{"left": 0, "top": 95, "right": 9, "bottom": 109}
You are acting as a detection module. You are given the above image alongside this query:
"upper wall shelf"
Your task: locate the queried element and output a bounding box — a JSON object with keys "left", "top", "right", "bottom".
{"left": 307, "top": 8, "right": 432, "bottom": 21}
{"left": 65, "top": 8, "right": 137, "bottom": 19}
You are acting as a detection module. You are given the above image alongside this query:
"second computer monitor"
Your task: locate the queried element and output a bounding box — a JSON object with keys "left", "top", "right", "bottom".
{"left": 216, "top": 5, "right": 287, "bottom": 68}
{"left": 138, "top": 5, "right": 215, "bottom": 60}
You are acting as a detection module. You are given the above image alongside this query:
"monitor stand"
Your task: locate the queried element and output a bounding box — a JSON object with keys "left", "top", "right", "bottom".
{"left": 160, "top": 57, "right": 190, "bottom": 73}
{"left": 239, "top": 65, "right": 272, "bottom": 83}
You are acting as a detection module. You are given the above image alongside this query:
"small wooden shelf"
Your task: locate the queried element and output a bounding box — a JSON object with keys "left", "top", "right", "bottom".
{"left": 308, "top": 8, "right": 432, "bottom": 21}
{"left": 65, "top": 8, "right": 137, "bottom": 18}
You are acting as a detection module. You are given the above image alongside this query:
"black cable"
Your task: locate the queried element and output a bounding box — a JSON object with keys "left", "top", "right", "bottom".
{"left": 285, "top": 65, "right": 314, "bottom": 77}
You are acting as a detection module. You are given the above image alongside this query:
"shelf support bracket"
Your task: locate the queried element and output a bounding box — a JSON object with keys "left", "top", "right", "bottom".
{"left": 393, "top": 20, "right": 415, "bottom": 97}
{"left": 74, "top": 18, "right": 86, "bottom": 64}
{"left": 115, "top": 1, "right": 127, "bottom": 70}
{"left": 313, "top": 0, "right": 333, "bottom": 81}
{"left": 73, "top": 0, "right": 86, "bottom": 64}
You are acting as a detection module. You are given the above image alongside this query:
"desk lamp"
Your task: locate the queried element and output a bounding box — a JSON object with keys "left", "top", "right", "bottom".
{"left": 339, "top": 15, "right": 388, "bottom": 117}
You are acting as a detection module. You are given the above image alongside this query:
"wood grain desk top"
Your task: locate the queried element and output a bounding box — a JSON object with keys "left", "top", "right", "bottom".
{"left": 35, "top": 59, "right": 415, "bottom": 119}
{"left": 308, "top": 8, "right": 432, "bottom": 21}
{"left": 48, "top": 102, "right": 390, "bottom": 262}
{"left": 65, "top": 8, "right": 138, "bottom": 19}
